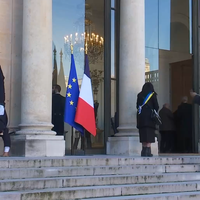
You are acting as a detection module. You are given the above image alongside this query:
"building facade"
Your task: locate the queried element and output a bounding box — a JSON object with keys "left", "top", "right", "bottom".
{"left": 0, "top": 0, "right": 199, "bottom": 156}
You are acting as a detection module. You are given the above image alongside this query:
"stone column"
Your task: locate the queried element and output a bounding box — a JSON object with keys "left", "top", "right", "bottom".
{"left": 11, "top": 0, "right": 65, "bottom": 157}
{"left": 107, "top": 0, "right": 158, "bottom": 155}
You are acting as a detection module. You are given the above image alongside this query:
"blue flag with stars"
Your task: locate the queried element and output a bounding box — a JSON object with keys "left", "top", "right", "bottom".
{"left": 64, "top": 54, "right": 84, "bottom": 133}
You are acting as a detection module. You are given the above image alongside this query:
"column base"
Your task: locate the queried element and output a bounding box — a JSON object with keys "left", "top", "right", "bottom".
{"left": 10, "top": 134, "right": 65, "bottom": 157}
{"left": 107, "top": 136, "right": 158, "bottom": 156}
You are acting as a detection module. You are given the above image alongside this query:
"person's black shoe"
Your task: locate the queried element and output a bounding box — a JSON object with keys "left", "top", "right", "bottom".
{"left": 141, "top": 147, "right": 147, "bottom": 157}
{"left": 147, "top": 147, "right": 153, "bottom": 157}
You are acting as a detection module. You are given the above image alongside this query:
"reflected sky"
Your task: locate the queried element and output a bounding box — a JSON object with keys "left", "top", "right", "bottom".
{"left": 145, "top": 0, "right": 192, "bottom": 71}
{"left": 146, "top": 0, "right": 192, "bottom": 51}
{"left": 52, "top": 0, "right": 193, "bottom": 76}
{"left": 145, "top": 48, "right": 159, "bottom": 71}
{"left": 53, "top": 0, "right": 116, "bottom": 79}
{"left": 145, "top": 0, "right": 159, "bottom": 48}
{"left": 53, "top": 0, "right": 85, "bottom": 80}
{"left": 158, "top": 0, "right": 171, "bottom": 50}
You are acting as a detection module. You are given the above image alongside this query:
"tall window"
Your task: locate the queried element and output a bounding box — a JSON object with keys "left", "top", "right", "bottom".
{"left": 53, "top": 0, "right": 106, "bottom": 153}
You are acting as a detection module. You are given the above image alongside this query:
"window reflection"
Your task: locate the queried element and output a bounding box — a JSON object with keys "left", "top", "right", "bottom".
{"left": 145, "top": 0, "right": 158, "bottom": 48}
{"left": 170, "top": 0, "right": 190, "bottom": 53}
{"left": 52, "top": 0, "right": 85, "bottom": 85}
{"left": 145, "top": 48, "right": 159, "bottom": 93}
{"left": 111, "top": 0, "right": 115, "bottom": 8}
{"left": 111, "top": 10, "right": 115, "bottom": 78}
{"left": 159, "top": 0, "right": 171, "bottom": 50}
{"left": 189, "top": 0, "right": 192, "bottom": 54}
{"left": 145, "top": 47, "right": 159, "bottom": 71}
{"left": 53, "top": 0, "right": 106, "bottom": 153}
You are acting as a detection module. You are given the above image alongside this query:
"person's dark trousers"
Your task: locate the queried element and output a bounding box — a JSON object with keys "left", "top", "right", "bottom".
{"left": 160, "top": 131, "right": 174, "bottom": 153}
{"left": 183, "top": 136, "right": 192, "bottom": 153}
{"left": 0, "top": 128, "right": 11, "bottom": 147}
{"left": 0, "top": 112, "right": 11, "bottom": 148}
{"left": 167, "top": 131, "right": 175, "bottom": 153}
{"left": 160, "top": 131, "right": 167, "bottom": 153}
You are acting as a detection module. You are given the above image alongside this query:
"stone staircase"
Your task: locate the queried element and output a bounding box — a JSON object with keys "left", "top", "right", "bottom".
{"left": 1, "top": 156, "right": 200, "bottom": 199}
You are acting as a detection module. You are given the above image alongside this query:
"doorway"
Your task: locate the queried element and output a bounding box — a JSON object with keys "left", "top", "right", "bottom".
{"left": 170, "top": 59, "right": 193, "bottom": 153}
{"left": 170, "top": 59, "right": 193, "bottom": 112}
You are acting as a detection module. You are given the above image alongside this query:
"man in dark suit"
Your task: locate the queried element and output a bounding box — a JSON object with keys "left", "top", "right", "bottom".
{"left": 0, "top": 66, "right": 11, "bottom": 157}
{"left": 174, "top": 96, "right": 192, "bottom": 153}
{"left": 159, "top": 104, "right": 175, "bottom": 153}
{"left": 52, "top": 85, "right": 65, "bottom": 135}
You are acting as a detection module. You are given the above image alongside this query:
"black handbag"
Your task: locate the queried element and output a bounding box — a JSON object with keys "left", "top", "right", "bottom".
{"left": 151, "top": 109, "right": 162, "bottom": 125}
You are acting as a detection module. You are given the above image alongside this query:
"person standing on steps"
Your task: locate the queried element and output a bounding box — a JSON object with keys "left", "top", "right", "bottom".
{"left": 174, "top": 96, "right": 192, "bottom": 153}
{"left": 137, "top": 82, "right": 159, "bottom": 157}
{"left": 0, "top": 66, "right": 11, "bottom": 157}
{"left": 159, "top": 103, "right": 175, "bottom": 153}
{"left": 52, "top": 84, "right": 65, "bottom": 136}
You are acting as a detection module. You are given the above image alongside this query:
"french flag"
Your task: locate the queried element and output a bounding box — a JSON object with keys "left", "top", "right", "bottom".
{"left": 75, "top": 54, "right": 96, "bottom": 136}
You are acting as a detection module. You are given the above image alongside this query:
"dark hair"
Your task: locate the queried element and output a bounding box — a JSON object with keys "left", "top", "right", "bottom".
{"left": 54, "top": 84, "right": 61, "bottom": 92}
{"left": 141, "top": 82, "right": 155, "bottom": 96}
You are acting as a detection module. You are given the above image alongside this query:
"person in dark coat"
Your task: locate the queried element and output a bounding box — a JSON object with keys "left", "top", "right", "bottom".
{"left": 0, "top": 66, "right": 11, "bottom": 157}
{"left": 52, "top": 84, "right": 65, "bottom": 135}
{"left": 136, "top": 82, "right": 159, "bottom": 157}
{"left": 174, "top": 96, "right": 192, "bottom": 153}
{"left": 159, "top": 104, "right": 175, "bottom": 153}
{"left": 190, "top": 89, "right": 200, "bottom": 105}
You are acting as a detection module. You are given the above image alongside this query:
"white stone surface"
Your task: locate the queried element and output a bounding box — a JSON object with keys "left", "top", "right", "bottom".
{"left": 0, "top": 0, "right": 23, "bottom": 131}
{"left": 117, "top": 0, "right": 145, "bottom": 136}
{"left": 0, "top": 156, "right": 200, "bottom": 199}
{"left": 82, "top": 192, "right": 200, "bottom": 200}
{"left": 107, "top": 137, "right": 158, "bottom": 156}
{"left": 12, "top": 0, "right": 65, "bottom": 156}
{"left": 18, "top": 0, "right": 54, "bottom": 134}
{"left": 107, "top": 136, "right": 141, "bottom": 155}
{"left": 0, "top": 181, "right": 200, "bottom": 200}
{"left": 0, "top": 172, "right": 200, "bottom": 192}
{"left": 10, "top": 135, "right": 65, "bottom": 157}
{"left": 107, "top": 0, "right": 146, "bottom": 156}
{"left": 1, "top": 155, "right": 200, "bottom": 168}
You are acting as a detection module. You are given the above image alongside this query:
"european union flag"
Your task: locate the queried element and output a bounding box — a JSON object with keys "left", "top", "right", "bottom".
{"left": 64, "top": 54, "right": 84, "bottom": 133}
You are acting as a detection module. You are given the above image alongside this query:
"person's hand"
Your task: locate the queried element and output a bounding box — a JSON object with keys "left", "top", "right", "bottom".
{"left": 190, "top": 89, "right": 197, "bottom": 98}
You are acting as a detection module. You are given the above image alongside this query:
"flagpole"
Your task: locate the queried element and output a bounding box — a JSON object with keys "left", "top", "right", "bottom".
{"left": 71, "top": 127, "right": 73, "bottom": 155}
{"left": 70, "top": 43, "right": 74, "bottom": 155}
{"left": 83, "top": 42, "right": 87, "bottom": 155}
{"left": 85, "top": 41, "right": 88, "bottom": 55}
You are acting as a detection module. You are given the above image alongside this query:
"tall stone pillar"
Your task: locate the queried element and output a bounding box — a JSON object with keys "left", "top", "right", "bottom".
{"left": 107, "top": 0, "right": 158, "bottom": 155}
{"left": 11, "top": 0, "right": 65, "bottom": 157}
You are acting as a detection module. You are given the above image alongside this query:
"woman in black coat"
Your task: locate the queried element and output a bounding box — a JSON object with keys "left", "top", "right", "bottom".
{"left": 136, "top": 82, "right": 159, "bottom": 157}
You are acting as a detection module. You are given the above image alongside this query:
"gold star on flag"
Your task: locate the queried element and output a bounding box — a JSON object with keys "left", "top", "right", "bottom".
{"left": 72, "top": 78, "right": 76, "bottom": 83}
{"left": 70, "top": 100, "right": 74, "bottom": 105}
{"left": 68, "top": 84, "right": 72, "bottom": 89}
{"left": 67, "top": 92, "right": 71, "bottom": 97}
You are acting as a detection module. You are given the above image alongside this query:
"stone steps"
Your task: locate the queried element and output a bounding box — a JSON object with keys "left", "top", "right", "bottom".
{"left": 1, "top": 156, "right": 200, "bottom": 199}
{"left": 1, "top": 156, "right": 200, "bottom": 168}
{"left": 0, "top": 164, "right": 200, "bottom": 180}
{"left": 1, "top": 181, "right": 200, "bottom": 200}
{"left": 82, "top": 191, "right": 200, "bottom": 200}
{"left": 0, "top": 173, "right": 200, "bottom": 192}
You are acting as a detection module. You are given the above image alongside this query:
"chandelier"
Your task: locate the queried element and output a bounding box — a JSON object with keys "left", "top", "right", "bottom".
{"left": 64, "top": 20, "right": 104, "bottom": 64}
{"left": 90, "top": 69, "right": 104, "bottom": 102}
